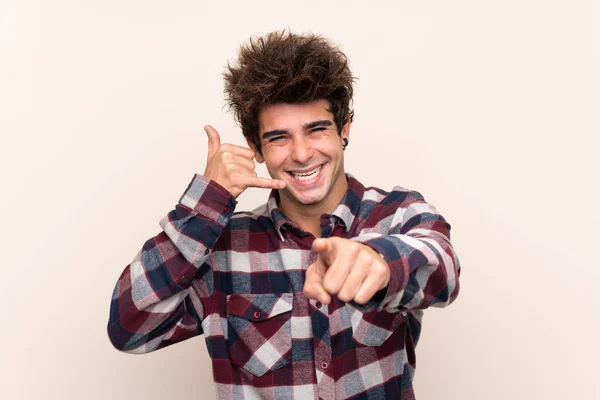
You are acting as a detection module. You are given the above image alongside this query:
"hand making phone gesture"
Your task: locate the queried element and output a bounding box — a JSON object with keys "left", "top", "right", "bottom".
{"left": 202, "top": 125, "right": 285, "bottom": 198}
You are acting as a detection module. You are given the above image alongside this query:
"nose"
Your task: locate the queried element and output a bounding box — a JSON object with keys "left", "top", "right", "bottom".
{"left": 290, "top": 136, "right": 313, "bottom": 164}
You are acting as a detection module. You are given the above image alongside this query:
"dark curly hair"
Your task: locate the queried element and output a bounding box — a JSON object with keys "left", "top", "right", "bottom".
{"left": 223, "top": 30, "right": 356, "bottom": 154}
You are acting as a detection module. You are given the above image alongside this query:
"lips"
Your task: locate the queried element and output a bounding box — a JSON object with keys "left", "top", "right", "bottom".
{"left": 288, "top": 164, "right": 323, "bottom": 181}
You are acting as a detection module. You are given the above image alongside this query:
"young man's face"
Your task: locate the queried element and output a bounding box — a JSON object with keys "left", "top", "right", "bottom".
{"left": 251, "top": 99, "right": 350, "bottom": 211}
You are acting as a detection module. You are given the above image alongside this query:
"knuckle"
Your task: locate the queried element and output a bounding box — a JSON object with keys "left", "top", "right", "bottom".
{"left": 349, "top": 242, "right": 361, "bottom": 255}
{"left": 372, "top": 263, "right": 386, "bottom": 278}
{"left": 337, "top": 290, "right": 351, "bottom": 302}
{"left": 357, "top": 253, "right": 371, "bottom": 266}
{"left": 225, "top": 163, "right": 236, "bottom": 172}
{"left": 322, "top": 279, "right": 339, "bottom": 295}
{"left": 355, "top": 294, "right": 368, "bottom": 305}
{"left": 222, "top": 151, "right": 233, "bottom": 162}
{"left": 303, "top": 284, "right": 316, "bottom": 298}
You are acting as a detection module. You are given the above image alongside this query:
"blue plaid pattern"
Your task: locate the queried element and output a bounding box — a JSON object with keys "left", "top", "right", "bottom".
{"left": 108, "top": 173, "right": 461, "bottom": 399}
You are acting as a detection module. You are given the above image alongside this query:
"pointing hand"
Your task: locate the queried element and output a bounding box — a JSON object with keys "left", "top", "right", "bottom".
{"left": 303, "top": 237, "right": 390, "bottom": 305}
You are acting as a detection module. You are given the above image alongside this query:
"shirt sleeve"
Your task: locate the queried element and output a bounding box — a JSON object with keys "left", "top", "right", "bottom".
{"left": 351, "top": 190, "right": 461, "bottom": 313}
{"left": 107, "top": 174, "right": 236, "bottom": 353}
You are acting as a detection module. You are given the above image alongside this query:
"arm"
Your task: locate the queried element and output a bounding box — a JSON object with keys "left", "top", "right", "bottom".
{"left": 352, "top": 190, "right": 461, "bottom": 313}
{"left": 108, "top": 125, "right": 283, "bottom": 353}
{"left": 107, "top": 174, "right": 236, "bottom": 353}
{"left": 304, "top": 189, "right": 460, "bottom": 314}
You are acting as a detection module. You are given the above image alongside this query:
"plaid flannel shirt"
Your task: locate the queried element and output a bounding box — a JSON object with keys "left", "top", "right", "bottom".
{"left": 107, "top": 173, "right": 460, "bottom": 400}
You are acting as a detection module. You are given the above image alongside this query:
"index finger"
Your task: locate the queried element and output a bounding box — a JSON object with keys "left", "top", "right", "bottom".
{"left": 312, "top": 238, "right": 336, "bottom": 266}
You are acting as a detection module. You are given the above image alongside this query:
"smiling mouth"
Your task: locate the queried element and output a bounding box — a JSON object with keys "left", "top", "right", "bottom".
{"left": 287, "top": 164, "right": 323, "bottom": 181}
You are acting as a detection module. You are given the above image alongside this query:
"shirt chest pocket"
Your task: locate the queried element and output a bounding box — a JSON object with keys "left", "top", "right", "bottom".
{"left": 346, "top": 304, "right": 406, "bottom": 347}
{"left": 225, "top": 293, "right": 293, "bottom": 377}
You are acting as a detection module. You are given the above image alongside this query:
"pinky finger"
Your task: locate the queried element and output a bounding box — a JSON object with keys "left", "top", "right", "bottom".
{"left": 353, "top": 275, "right": 384, "bottom": 305}
{"left": 245, "top": 176, "right": 286, "bottom": 190}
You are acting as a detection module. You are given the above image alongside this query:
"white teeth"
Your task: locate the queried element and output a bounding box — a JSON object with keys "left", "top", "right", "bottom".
{"left": 291, "top": 165, "right": 322, "bottom": 181}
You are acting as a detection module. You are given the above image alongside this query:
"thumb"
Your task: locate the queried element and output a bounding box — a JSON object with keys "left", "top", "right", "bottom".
{"left": 204, "top": 125, "right": 221, "bottom": 158}
{"left": 312, "top": 238, "right": 335, "bottom": 266}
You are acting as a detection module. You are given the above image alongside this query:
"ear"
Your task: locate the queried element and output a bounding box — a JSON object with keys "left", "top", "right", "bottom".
{"left": 341, "top": 115, "right": 351, "bottom": 143}
{"left": 246, "top": 138, "right": 264, "bottom": 163}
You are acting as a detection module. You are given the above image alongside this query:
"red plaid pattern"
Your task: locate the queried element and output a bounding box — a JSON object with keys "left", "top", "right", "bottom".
{"left": 107, "top": 173, "right": 461, "bottom": 399}
{"left": 226, "top": 293, "right": 293, "bottom": 376}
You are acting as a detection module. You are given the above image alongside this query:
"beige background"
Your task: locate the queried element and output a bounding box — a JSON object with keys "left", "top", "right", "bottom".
{"left": 1, "top": 0, "right": 599, "bottom": 399}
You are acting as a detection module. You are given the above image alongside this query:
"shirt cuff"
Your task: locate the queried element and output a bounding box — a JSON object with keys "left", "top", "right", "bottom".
{"left": 178, "top": 174, "right": 237, "bottom": 224}
{"left": 349, "top": 286, "right": 389, "bottom": 312}
{"left": 351, "top": 235, "right": 411, "bottom": 312}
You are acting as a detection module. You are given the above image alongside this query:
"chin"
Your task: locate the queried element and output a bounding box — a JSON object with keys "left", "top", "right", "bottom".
{"left": 286, "top": 188, "right": 327, "bottom": 205}
{"left": 296, "top": 195, "right": 325, "bottom": 205}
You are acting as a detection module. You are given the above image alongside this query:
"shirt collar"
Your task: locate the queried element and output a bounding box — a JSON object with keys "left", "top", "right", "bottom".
{"left": 266, "top": 173, "right": 365, "bottom": 241}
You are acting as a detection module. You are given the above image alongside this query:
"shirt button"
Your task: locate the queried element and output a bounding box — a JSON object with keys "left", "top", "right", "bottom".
{"left": 315, "top": 301, "right": 322, "bottom": 308}
{"left": 224, "top": 207, "right": 231, "bottom": 214}
{"left": 253, "top": 311, "right": 261, "bottom": 319}
{"left": 320, "top": 361, "right": 328, "bottom": 370}
{"left": 204, "top": 249, "right": 210, "bottom": 255}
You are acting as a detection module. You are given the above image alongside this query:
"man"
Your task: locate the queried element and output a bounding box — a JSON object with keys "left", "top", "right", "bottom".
{"left": 108, "top": 30, "right": 460, "bottom": 400}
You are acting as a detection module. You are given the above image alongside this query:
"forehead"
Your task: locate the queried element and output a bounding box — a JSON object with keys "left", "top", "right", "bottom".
{"left": 258, "top": 99, "right": 334, "bottom": 135}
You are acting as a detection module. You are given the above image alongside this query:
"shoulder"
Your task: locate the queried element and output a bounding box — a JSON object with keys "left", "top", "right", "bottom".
{"left": 360, "top": 181, "right": 421, "bottom": 207}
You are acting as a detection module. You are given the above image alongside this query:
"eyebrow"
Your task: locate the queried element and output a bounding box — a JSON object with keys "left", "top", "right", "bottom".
{"left": 262, "top": 120, "right": 333, "bottom": 141}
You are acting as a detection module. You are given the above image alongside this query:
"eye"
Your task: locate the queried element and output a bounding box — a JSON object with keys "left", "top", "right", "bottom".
{"left": 310, "top": 127, "right": 326, "bottom": 133}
